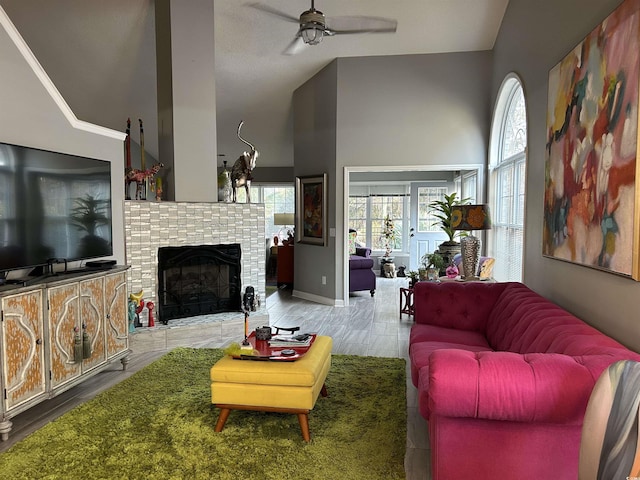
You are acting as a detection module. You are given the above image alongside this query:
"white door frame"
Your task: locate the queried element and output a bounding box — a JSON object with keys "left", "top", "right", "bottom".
{"left": 343, "top": 164, "right": 485, "bottom": 306}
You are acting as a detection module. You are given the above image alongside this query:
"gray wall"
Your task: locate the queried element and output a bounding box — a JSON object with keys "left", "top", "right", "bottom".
{"left": 293, "top": 52, "right": 493, "bottom": 303}
{"left": 256, "top": 167, "right": 295, "bottom": 184}
{"left": 492, "top": 0, "right": 640, "bottom": 351}
{"left": 336, "top": 52, "right": 493, "bottom": 168}
{"left": 293, "top": 61, "right": 339, "bottom": 302}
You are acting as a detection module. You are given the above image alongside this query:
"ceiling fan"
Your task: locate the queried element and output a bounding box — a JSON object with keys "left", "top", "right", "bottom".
{"left": 249, "top": 1, "right": 398, "bottom": 55}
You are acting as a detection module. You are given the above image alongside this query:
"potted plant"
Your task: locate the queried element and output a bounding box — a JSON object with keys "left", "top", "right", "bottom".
{"left": 428, "top": 192, "right": 470, "bottom": 263}
{"left": 407, "top": 270, "right": 419, "bottom": 287}
{"left": 420, "top": 252, "right": 446, "bottom": 281}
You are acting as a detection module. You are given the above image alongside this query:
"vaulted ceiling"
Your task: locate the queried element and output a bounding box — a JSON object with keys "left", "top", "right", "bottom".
{"left": 1, "top": 0, "right": 509, "bottom": 168}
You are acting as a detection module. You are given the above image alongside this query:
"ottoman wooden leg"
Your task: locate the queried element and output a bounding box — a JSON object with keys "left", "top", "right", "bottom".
{"left": 214, "top": 407, "right": 231, "bottom": 432}
{"left": 321, "top": 383, "right": 328, "bottom": 397}
{"left": 297, "top": 413, "right": 310, "bottom": 442}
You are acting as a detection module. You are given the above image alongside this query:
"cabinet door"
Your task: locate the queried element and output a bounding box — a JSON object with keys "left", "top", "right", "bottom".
{"left": 79, "top": 277, "right": 107, "bottom": 371}
{"left": 1, "top": 290, "right": 46, "bottom": 411}
{"left": 104, "top": 271, "right": 128, "bottom": 358}
{"left": 48, "top": 283, "right": 81, "bottom": 389}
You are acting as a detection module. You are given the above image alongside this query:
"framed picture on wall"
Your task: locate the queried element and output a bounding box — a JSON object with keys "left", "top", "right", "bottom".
{"left": 543, "top": 0, "right": 640, "bottom": 280}
{"left": 296, "top": 174, "right": 328, "bottom": 246}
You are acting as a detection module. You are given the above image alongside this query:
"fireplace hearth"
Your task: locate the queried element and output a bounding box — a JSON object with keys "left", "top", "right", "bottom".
{"left": 157, "top": 244, "right": 242, "bottom": 324}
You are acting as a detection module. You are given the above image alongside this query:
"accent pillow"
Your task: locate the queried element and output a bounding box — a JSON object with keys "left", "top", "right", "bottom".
{"left": 348, "top": 232, "right": 357, "bottom": 255}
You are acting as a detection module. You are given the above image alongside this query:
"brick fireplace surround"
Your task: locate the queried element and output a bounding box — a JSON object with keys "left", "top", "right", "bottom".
{"left": 124, "top": 201, "right": 267, "bottom": 351}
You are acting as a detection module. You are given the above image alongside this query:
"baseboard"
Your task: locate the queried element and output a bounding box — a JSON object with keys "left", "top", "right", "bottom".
{"left": 292, "top": 289, "right": 345, "bottom": 307}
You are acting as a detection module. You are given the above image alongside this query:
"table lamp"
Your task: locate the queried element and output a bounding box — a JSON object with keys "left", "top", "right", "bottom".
{"left": 450, "top": 204, "right": 491, "bottom": 280}
{"left": 274, "top": 213, "right": 295, "bottom": 243}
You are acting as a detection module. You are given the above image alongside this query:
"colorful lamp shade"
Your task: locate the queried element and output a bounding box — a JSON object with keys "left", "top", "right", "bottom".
{"left": 450, "top": 204, "right": 492, "bottom": 231}
{"left": 450, "top": 204, "right": 491, "bottom": 280}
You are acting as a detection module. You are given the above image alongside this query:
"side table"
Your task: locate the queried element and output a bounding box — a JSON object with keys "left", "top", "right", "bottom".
{"left": 399, "top": 287, "right": 414, "bottom": 319}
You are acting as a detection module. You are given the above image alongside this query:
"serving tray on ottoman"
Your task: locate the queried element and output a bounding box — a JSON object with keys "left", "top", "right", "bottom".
{"left": 233, "top": 332, "right": 316, "bottom": 361}
{"left": 210, "top": 335, "right": 333, "bottom": 442}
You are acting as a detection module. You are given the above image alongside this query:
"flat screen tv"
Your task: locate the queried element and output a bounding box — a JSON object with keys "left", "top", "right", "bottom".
{"left": 0, "top": 141, "right": 112, "bottom": 275}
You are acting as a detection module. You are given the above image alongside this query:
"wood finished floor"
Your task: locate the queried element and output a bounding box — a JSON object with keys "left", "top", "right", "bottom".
{"left": 0, "top": 276, "right": 430, "bottom": 480}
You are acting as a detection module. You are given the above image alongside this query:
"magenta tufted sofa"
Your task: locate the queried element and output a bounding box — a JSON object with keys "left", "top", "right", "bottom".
{"left": 409, "top": 281, "right": 640, "bottom": 480}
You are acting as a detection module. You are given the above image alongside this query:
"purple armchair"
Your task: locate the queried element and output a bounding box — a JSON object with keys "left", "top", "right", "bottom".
{"left": 349, "top": 247, "right": 376, "bottom": 296}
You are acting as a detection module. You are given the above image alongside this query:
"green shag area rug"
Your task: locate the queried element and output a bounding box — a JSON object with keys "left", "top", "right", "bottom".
{"left": 0, "top": 348, "right": 406, "bottom": 480}
{"left": 265, "top": 285, "right": 278, "bottom": 298}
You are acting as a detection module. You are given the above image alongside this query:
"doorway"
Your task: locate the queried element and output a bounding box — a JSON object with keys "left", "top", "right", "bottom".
{"left": 344, "top": 165, "right": 484, "bottom": 306}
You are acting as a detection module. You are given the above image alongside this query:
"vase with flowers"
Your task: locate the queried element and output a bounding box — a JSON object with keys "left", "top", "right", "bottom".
{"left": 381, "top": 214, "right": 398, "bottom": 258}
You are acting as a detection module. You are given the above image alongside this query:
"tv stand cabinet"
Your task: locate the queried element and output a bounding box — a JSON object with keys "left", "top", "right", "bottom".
{"left": 0, "top": 266, "right": 129, "bottom": 441}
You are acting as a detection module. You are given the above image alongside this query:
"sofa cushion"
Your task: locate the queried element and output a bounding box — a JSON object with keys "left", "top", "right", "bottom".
{"left": 410, "top": 324, "right": 491, "bottom": 349}
{"left": 485, "top": 283, "right": 631, "bottom": 356}
{"left": 348, "top": 231, "right": 357, "bottom": 255}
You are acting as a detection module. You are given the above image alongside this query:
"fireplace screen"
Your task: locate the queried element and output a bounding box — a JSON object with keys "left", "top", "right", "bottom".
{"left": 157, "top": 244, "right": 242, "bottom": 324}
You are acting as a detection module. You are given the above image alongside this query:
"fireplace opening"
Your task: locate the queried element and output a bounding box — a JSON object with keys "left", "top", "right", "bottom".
{"left": 157, "top": 244, "right": 242, "bottom": 324}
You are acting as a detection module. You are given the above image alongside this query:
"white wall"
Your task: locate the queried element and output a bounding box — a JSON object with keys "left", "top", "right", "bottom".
{"left": 0, "top": 7, "right": 126, "bottom": 266}
{"left": 492, "top": 0, "right": 640, "bottom": 352}
{"left": 1, "top": 0, "right": 158, "bottom": 162}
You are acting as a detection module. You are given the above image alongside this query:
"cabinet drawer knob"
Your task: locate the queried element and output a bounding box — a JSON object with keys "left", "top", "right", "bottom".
{"left": 35, "top": 338, "right": 42, "bottom": 345}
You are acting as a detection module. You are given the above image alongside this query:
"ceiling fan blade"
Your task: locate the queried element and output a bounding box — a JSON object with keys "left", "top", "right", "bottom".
{"left": 325, "top": 16, "right": 397, "bottom": 35}
{"left": 247, "top": 2, "right": 299, "bottom": 23}
{"left": 283, "top": 35, "right": 307, "bottom": 56}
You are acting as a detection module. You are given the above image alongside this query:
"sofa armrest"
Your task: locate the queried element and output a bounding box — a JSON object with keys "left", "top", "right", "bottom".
{"left": 427, "top": 350, "right": 600, "bottom": 424}
{"left": 354, "top": 247, "right": 371, "bottom": 258}
{"left": 412, "top": 281, "right": 508, "bottom": 332}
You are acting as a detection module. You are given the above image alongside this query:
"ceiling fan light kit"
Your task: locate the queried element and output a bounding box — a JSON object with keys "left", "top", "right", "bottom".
{"left": 301, "top": 26, "right": 323, "bottom": 45}
{"left": 250, "top": 0, "right": 397, "bottom": 54}
{"left": 300, "top": 5, "right": 327, "bottom": 45}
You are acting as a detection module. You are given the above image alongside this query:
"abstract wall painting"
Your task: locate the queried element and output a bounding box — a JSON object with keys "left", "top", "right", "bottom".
{"left": 543, "top": 0, "right": 640, "bottom": 279}
{"left": 296, "top": 174, "right": 328, "bottom": 246}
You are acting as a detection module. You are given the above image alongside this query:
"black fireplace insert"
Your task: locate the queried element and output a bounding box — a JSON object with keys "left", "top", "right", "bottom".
{"left": 157, "top": 244, "right": 242, "bottom": 324}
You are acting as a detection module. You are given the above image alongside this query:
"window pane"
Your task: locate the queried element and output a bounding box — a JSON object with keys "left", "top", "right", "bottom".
{"left": 348, "top": 197, "right": 368, "bottom": 243}
{"left": 490, "top": 78, "right": 527, "bottom": 282}
{"left": 417, "top": 187, "right": 447, "bottom": 232}
{"left": 501, "top": 85, "right": 527, "bottom": 160}
{"left": 370, "top": 196, "right": 405, "bottom": 250}
{"left": 492, "top": 225, "right": 523, "bottom": 282}
{"left": 262, "top": 186, "right": 294, "bottom": 238}
{"left": 462, "top": 174, "right": 477, "bottom": 203}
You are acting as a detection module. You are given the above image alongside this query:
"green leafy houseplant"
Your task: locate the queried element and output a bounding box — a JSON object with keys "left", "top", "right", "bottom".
{"left": 429, "top": 192, "right": 470, "bottom": 242}
{"left": 421, "top": 252, "right": 446, "bottom": 271}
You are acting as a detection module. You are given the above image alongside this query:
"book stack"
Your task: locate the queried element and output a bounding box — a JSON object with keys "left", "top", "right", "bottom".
{"left": 268, "top": 333, "right": 313, "bottom": 347}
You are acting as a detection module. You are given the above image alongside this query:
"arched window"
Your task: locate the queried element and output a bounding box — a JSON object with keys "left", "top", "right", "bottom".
{"left": 488, "top": 75, "right": 527, "bottom": 282}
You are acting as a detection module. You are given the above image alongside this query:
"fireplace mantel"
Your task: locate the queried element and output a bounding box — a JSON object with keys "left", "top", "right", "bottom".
{"left": 124, "top": 201, "right": 265, "bottom": 311}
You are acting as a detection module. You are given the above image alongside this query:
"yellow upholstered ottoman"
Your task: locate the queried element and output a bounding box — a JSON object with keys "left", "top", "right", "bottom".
{"left": 210, "top": 335, "right": 332, "bottom": 442}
